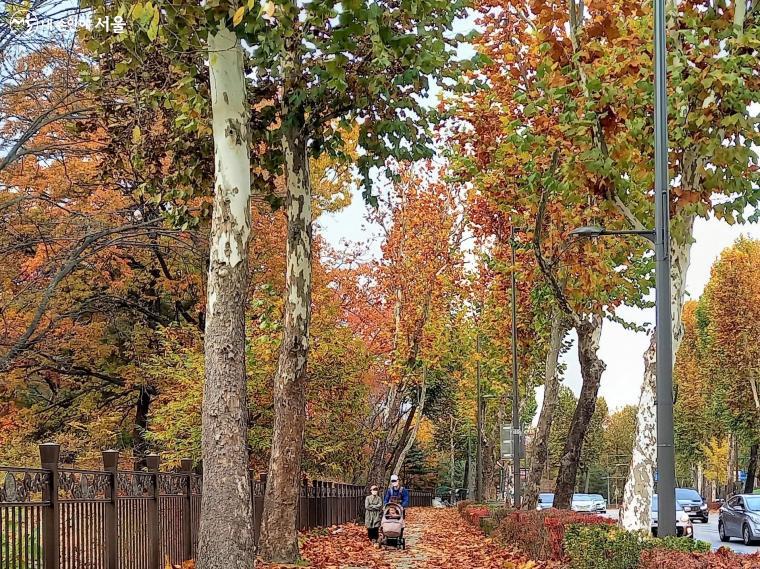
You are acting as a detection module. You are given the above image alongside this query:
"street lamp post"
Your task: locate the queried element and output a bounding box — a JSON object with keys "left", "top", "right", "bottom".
{"left": 569, "top": 222, "right": 675, "bottom": 535}
{"left": 509, "top": 226, "right": 522, "bottom": 508}
{"left": 652, "top": 0, "right": 677, "bottom": 537}
{"left": 565, "top": 0, "right": 676, "bottom": 532}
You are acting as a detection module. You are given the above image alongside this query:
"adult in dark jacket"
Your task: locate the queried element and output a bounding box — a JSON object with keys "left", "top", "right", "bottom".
{"left": 384, "top": 474, "right": 409, "bottom": 508}
{"left": 364, "top": 485, "right": 383, "bottom": 541}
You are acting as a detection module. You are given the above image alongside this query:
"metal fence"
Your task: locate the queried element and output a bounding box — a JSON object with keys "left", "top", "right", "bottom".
{"left": 0, "top": 444, "right": 433, "bottom": 569}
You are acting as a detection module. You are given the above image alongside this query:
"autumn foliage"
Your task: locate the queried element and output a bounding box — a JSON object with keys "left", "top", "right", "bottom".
{"left": 255, "top": 508, "right": 560, "bottom": 569}
{"left": 638, "top": 548, "right": 760, "bottom": 569}
{"left": 492, "top": 509, "right": 614, "bottom": 562}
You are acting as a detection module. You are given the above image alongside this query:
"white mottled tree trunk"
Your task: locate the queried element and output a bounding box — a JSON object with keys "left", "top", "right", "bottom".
{"left": 523, "top": 311, "right": 570, "bottom": 510}
{"left": 197, "top": 26, "right": 255, "bottom": 569}
{"left": 621, "top": 225, "right": 694, "bottom": 531}
{"left": 258, "top": 99, "right": 313, "bottom": 561}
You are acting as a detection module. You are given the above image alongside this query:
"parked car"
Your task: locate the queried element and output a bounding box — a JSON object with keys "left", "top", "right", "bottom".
{"left": 588, "top": 493, "right": 607, "bottom": 514}
{"left": 536, "top": 492, "right": 554, "bottom": 510}
{"left": 651, "top": 494, "right": 693, "bottom": 538}
{"left": 676, "top": 487, "right": 709, "bottom": 523}
{"left": 718, "top": 494, "right": 760, "bottom": 545}
{"left": 571, "top": 493, "right": 607, "bottom": 514}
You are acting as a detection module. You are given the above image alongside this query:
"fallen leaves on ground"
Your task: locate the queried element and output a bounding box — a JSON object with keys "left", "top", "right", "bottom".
{"left": 413, "top": 508, "right": 563, "bottom": 569}
{"left": 257, "top": 507, "right": 564, "bottom": 569}
{"left": 257, "top": 520, "right": 392, "bottom": 569}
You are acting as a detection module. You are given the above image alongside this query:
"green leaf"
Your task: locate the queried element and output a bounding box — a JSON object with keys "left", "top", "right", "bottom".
{"left": 147, "top": 8, "right": 159, "bottom": 41}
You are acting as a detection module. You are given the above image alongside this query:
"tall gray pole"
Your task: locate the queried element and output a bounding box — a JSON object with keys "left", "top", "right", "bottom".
{"left": 475, "top": 331, "right": 483, "bottom": 502}
{"left": 654, "top": 0, "right": 676, "bottom": 537}
{"left": 510, "top": 228, "right": 521, "bottom": 508}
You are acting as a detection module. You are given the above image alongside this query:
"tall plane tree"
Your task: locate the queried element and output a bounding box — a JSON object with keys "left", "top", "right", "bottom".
{"left": 455, "top": 0, "right": 759, "bottom": 521}
{"left": 198, "top": 12, "right": 256, "bottom": 569}
{"left": 233, "top": 0, "right": 473, "bottom": 561}
{"left": 81, "top": 1, "right": 260, "bottom": 566}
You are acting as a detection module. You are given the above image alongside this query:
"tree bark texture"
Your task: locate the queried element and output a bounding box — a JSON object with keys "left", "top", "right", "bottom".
{"left": 391, "top": 374, "right": 427, "bottom": 476}
{"left": 745, "top": 444, "right": 758, "bottom": 494}
{"left": 197, "top": 26, "right": 255, "bottom": 569}
{"left": 258, "top": 117, "right": 312, "bottom": 562}
{"left": 523, "top": 312, "right": 570, "bottom": 509}
{"left": 553, "top": 316, "right": 605, "bottom": 509}
{"left": 132, "top": 385, "right": 154, "bottom": 470}
{"left": 621, "top": 230, "right": 694, "bottom": 531}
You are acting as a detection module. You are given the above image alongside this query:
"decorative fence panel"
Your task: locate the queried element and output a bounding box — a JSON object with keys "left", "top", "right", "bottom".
{"left": 0, "top": 444, "right": 433, "bottom": 569}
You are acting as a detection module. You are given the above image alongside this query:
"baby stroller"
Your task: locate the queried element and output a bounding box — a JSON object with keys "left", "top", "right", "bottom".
{"left": 379, "top": 502, "right": 405, "bottom": 549}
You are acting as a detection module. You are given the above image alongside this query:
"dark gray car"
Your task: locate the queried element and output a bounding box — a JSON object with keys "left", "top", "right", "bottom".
{"left": 719, "top": 494, "right": 760, "bottom": 545}
{"left": 676, "top": 487, "right": 709, "bottom": 523}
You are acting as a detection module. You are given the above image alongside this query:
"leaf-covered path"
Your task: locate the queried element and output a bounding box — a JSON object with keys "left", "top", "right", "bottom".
{"left": 258, "top": 508, "right": 559, "bottom": 569}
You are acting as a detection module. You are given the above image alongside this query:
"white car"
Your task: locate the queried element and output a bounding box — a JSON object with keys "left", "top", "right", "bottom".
{"left": 571, "top": 493, "right": 607, "bottom": 514}
{"left": 536, "top": 492, "right": 554, "bottom": 510}
{"left": 651, "top": 494, "right": 694, "bottom": 538}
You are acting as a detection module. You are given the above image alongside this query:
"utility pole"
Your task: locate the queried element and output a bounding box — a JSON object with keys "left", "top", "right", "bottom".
{"left": 475, "top": 331, "right": 483, "bottom": 502}
{"left": 653, "top": 0, "right": 676, "bottom": 537}
{"left": 510, "top": 226, "right": 522, "bottom": 508}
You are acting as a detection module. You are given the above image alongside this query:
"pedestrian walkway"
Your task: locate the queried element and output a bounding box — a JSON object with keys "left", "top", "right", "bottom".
{"left": 258, "top": 507, "right": 560, "bottom": 568}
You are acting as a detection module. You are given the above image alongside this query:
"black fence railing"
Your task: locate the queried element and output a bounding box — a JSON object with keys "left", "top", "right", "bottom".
{"left": 0, "top": 444, "right": 433, "bottom": 569}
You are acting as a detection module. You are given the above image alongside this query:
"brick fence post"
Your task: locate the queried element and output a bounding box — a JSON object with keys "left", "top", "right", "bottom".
{"left": 40, "top": 443, "right": 60, "bottom": 569}
{"left": 102, "top": 450, "right": 119, "bottom": 569}
{"left": 180, "top": 458, "right": 193, "bottom": 562}
{"left": 146, "top": 454, "right": 161, "bottom": 569}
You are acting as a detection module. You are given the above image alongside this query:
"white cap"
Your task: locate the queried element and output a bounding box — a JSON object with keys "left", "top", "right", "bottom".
{"left": 390, "top": 474, "right": 399, "bottom": 481}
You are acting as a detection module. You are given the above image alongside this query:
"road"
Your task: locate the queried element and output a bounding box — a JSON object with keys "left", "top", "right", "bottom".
{"left": 605, "top": 509, "right": 760, "bottom": 554}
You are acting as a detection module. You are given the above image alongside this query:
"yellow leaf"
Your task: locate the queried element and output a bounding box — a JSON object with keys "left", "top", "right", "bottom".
{"left": 262, "top": 1, "right": 275, "bottom": 18}
{"left": 132, "top": 126, "right": 142, "bottom": 144}
{"left": 233, "top": 6, "right": 245, "bottom": 27}
{"left": 130, "top": 2, "right": 143, "bottom": 20}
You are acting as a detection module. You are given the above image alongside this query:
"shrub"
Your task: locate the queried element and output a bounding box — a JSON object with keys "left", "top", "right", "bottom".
{"left": 639, "top": 547, "right": 760, "bottom": 569}
{"left": 456, "top": 499, "right": 473, "bottom": 514}
{"left": 457, "top": 502, "right": 490, "bottom": 526}
{"left": 490, "top": 506, "right": 513, "bottom": 528}
{"left": 480, "top": 516, "right": 498, "bottom": 536}
{"left": 649, "top": 536, "right": 710, "bottom": 554}
{"left": 564, "top": 523, "right": 711, "bottom": 569}
{"left": 564, "top": 524, "right": 646, "bottom": 569}
{"left": 465, "top": 505, "right": 490, "bottom": 525}
{"left": 493, "top": 509, "right": 613, "bottom": 561}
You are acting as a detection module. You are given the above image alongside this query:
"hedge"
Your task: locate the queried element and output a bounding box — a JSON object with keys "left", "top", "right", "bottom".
{"left": 639, "top": 547, "right": 760, "bottom": 569}
{"left": 464, "top": 505, "right": 728, "bottom": 569}
{"left": 564, "top": 523, "right": 709, "bottom": 569}
{"left": 492, "top": 509, "right": 614, "bottom": 561}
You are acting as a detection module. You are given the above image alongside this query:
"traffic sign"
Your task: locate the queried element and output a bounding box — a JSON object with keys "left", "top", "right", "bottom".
{"left": 501, "top": 425, "right": 513, "bottom": 458}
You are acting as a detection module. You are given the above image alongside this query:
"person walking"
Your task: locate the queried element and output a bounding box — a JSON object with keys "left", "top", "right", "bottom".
{"left": 365, "top": 485, "right": 383, "bottom": 542}
{"left": 384, "top": 474, "right": 410, "bottom": 508}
